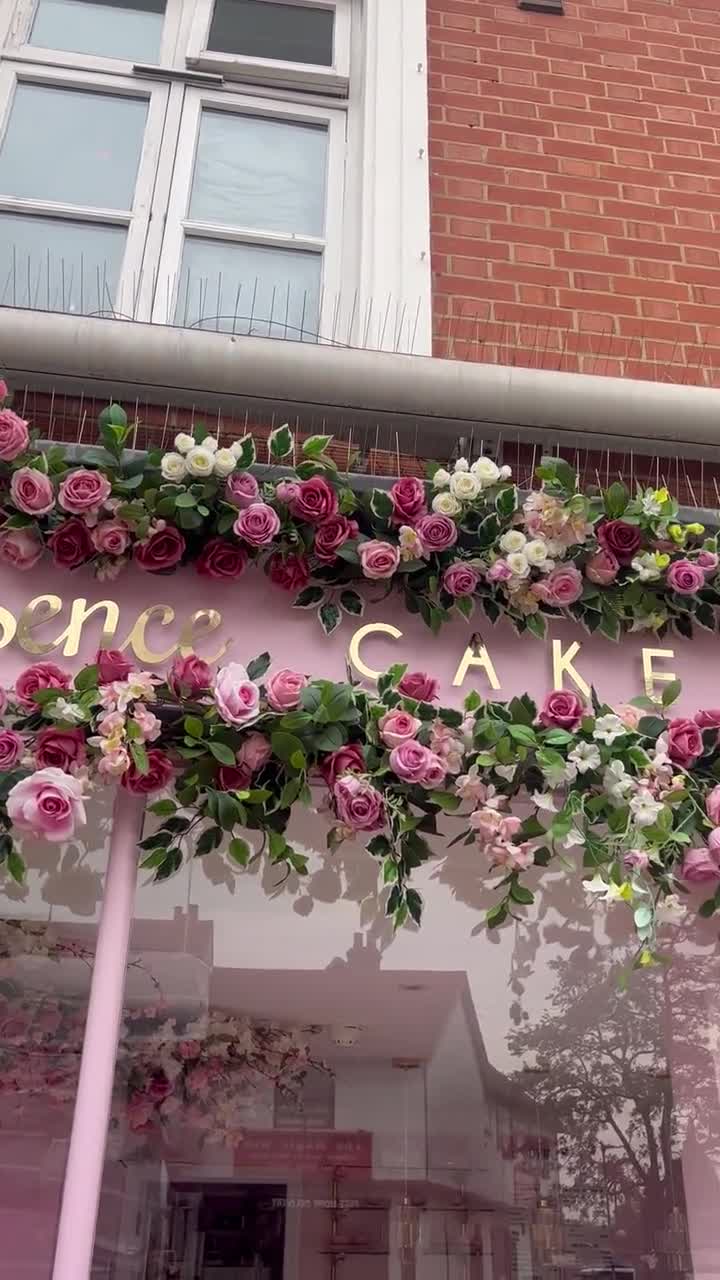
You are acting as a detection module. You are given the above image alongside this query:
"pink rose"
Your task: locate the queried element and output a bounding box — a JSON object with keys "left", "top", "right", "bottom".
{"left": 217, "top": 763, "right": 252, "bottom": 791}
{"left": 266, "top": 668, "right": 307, "bottom": 712}
{"left": 7, "top": 767, "right": 86, "bottom": 841}
{"left": 0, "top": 729, "right": 23, "bottom": 769}
{"left": 695, "top": 709, "right": 720, "bottom": 730}
{"left": 389, "top": 740, "right": 446, "bottom": 787}
{"left": 319, "top": 743, "right": 366, "bottom": 788}
{"left": 0, "top": 408, "right": 29, "bottom": 461}
{"left": 667, "top": 716, "right": 703, "bottom": 767}
{"left": 398, "top": 672, "right": 439, "bottom": 702}
{"left": 314, "top": 515, "right": 359, "bottom": 563}
{"left": 666, "top": 558, "right": 705, "bottom": 596}
{"left": 135, "top": 525, "right": 185, "bottom": 572}
{"left": 0, "top": 379, "right": 7, "bottom": 402}
{"left": 697, "top": 549, "right": 718, "bottom": 576}
{"left": 709, "top": 828, "right": 720, "bottom": 853}
{"left": 48, "top": 518, "right": 94, "bottom": 568}
{"left": 58, "top": 468, "right": 111, "bottom": 515}
{"left": 333, "top": 775, "right": 385, "bottom": 831}
{"left": 538, "top": 690, "right": 585, "bottom": 730}
{"left": 226, "top": 471, "right": 260, "bottom": 508}
{"left": 168, "top": 654, "right": 212, "bottom": 698}
{"left": 358, "top": 540, "right": 400, "bottom": 580}
{"left": 15, "top": 662, "right": 71, "bottom": 710}
{"left": 96, "top": 649, "right": 133, "bottom": 683}
{"left": 120, "top": 748, "right": 174, "bottom": 794}
{"left": 706, "top": 784, "right": 720, "bottom": 825}
{"left": 268, "top": 552, "right": 310, "bottom": 592}
{"left": 178, "top": 1040, "right": 202, "bottom": 1060}
{"left": 420, "top": 752, "right": 448, "bottom": 788}
{"left": 196, "top": 537, "right": 247, "bottom": 579}
{"left": 534, "top": 564, "right": 583, "bottom": 607}
{"left": 214, "top": 662, "right": 261, "bottom": 726}
{"left": 597, "top": 519, "right": 642, "bottom": 565}
{"left": 234, "top": 502, "right": 280, "bottom": 547}
{"left": 487, "top": 559, "right": 512, "bottom": 584}
{"left": 0, "top": 526, "right": 44, "bottom": 570}
{"left": 416, "top": 513, "right": 458, "bottom": 554}
{"left": 585, "top": 549, "right": 619, "bottom": 586}
{"left": 389, "top": 477, "right": 427, "bottom": 526}
{"left": 442, "top": 562, "right": 480, "bottom": 597}
{"left": 91, "top": 519, "right": 130, "bottom": 557}
{"left": 624, "top": 849, "right": 650, "bottom": 871}
{"left": 292, "top": 476, "right": 338, "bottom": 524}
{"left": 34, "top": 728, "right": 86, "bottom": 772}
{"left": 378, "top": 710, "right": 421, "bottom": 749}
{"left": 275, "top": 479, "right": 300, "bottom": 507}
{"left": 237, "top": 732, "right": 272, "bottom": 773}
{"left": 10, "top": 466, "right": 54, "bottom": 516}
{"left": 618, "top": 704, "right": 641, "bottom": 731}
{"left": 681, "top": 845, "right": 720, "bottom": 884}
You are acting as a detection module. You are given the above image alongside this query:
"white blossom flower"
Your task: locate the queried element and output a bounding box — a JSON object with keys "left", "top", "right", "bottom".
{"left": 500, "top": 529, "right": 527, "bottom": 554}
{"left": 506, "top": 550, "right": 531, "bottom": 579}
{"left": 49, "top": 698, "right": 86, "bottom": 725}
{"left": 450, "top": 470, "right": 480, "bottom": 501}
{"left": 568, "top": 741, "right": 601, "bottom": 773}
{"left": 560, "top": 826, "right": 584, "bottom": 849}
{"left": 655, "top": 893, "right": 687, "bottom": 926}
{"left": 543, "top": 759, "right": 578, "bottom": 788}
{"left": 432, "top": 467, "right": 451, "bottom": 489}
{"left": 525, "top": 538, "right": 550, "bottom": 566}
{"left": 583, "top": 873, "right": 610, "bottom": 897}
{"left": 160, "top": 451, "right": 187, "bottom": 482}
{"left": 432, "top": 491, "right": 462, "bottom": 516}
{"left": 499, "top": 464, "right": 512, "bottom": 480}
{"left": 471, "top": 457, "right": 501, "bottom": 487}
{"left": 593, "top": 713, "right": 627, "bottom": 746}
{"left": 629, "top": 789, "right": 664, "bottom": 828}
{"left": 532, "top": 791, "right": 559, "bottom": 812}
{"left": 631, "top": 552, "right": 663, "bottom": 582}
{"left": 583, "top": 874, "right": 632, "bottom": 903}
{"left": 185, "top": 446, "right": 216, "bottom": 477}
{"left": 494, "top": 764, "right": 517, "bottom": 782}
{"left": 213, "top": 448, "right": 237, "bottom": 477}
{"left": 453, "top": 456, "right": 469, "bottom": 472}
{"left": 399, "top": 525, "right": 426, "bottom": 561}
{"left": 640, "top": 489, "right": 664, "bottom": 517}
{"left": 174, "top": 432, "right": 195, "bottom": 454}
{"left": 604, "top": 760, "right": 634, "bottom": 802}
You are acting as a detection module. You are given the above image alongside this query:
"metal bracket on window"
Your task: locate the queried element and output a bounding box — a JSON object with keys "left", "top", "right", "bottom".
{"left": 517, "top": 0, "right": 565, "bottom": 11}
{"left": 132, "top": 65, "right": 224, "bottom": 85}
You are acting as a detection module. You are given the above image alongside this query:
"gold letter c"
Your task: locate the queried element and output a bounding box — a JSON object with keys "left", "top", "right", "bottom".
{"left": 348, "top": 623, "right": 403, "bottom": 681}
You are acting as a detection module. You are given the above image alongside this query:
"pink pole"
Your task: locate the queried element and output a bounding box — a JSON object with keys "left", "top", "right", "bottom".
{"left": 52, "top": 788, "right": 146, "bottom": 1280}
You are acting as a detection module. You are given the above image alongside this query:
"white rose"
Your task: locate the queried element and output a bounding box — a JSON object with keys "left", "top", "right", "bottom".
{"left": 174, "top": 433, "right": 195, "bottom": 454}
{"left": 433, "top": 467, "right": 451, "bottom": 489}
{"left": 450, "top": 471, "right": 480, "bottom": 501}
{"left": 506, "top": 551, "right": 530, "bottom": 579}
{"left": 432, "top": 492, "right": 462, "bottom": 516}
{"left": 230, "top": 439, "right": 249, "bottom": 459}
{"left": 213, "top": 448, "right": 237, "bottom": 478}
{"left": 499, "top": 465, "right": 512, "bottom": 480}
{"left": 201, "top": 436, "right": 219, "bottom": 453}
{"left": 525, "top": 538, "right": 549, "bottom": 566}
{"left": 499, "top": 529, "right": 526, "bottom": 554}
{"left": 160, "top": 452, "right": 187, "bottom": 482}
{"left": 471, "top": 457, "right": 501, "bottom": 487}
{"left": 185, "top": 446, "right": 215, "bottom": 477}
{"left": 454, "top": 457, "right": 469, "bottom": 472}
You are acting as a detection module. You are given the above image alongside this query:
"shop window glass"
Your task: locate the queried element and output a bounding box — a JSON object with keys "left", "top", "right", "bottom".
{"left": 207, "top": 0, "right": 334, "bottom": 66}
{"left": 29, "top": 0, "right": 165, "bottom": 63}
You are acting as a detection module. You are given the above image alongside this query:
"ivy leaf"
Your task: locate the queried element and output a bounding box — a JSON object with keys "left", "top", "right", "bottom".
{"left": 196, "top": 826, "right": 222, "bottom": 856}
{"left": 268, "top": 424, "right": 293, "bottom": 460}
{"left": 140, "top": 847, "right": 169, "bottom": 869}
{"left": 661, "top": 678, "right": 682, "bottom": 708}
{"left": 293, "top": 587, "right": 325, "bottom": 609}
{"left": 247, "top": 651, "right": 271, "bottom": 681}
{"left": 319, "top": 602, "right": 341, "bottom": 636}
{"left": 234, "top": 435, "right": 256, "bottom": 469}
{"left": 339, "top": 589, "right": 364, "bottom": 617}
{"left": 638, "top": 716, "right": 667, "bottom": 738}
{"left": 303, "top": 434, "right": 333, "bottom": 458}
{"left": 370, "top": 488, "right": 393, "bottom": 522}
{"left": 406, "top": 888, "right": 423, "bottom": 925}
{"left": 495, "top": 485, "right": 518, "bottom": 519}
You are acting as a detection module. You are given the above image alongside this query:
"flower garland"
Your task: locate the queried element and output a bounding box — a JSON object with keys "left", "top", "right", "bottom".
{"left": 0, "top": 388, "right": 717, "bottom": 639}
{"left": 2, "top": 650, "right": 720, "bottom": 971}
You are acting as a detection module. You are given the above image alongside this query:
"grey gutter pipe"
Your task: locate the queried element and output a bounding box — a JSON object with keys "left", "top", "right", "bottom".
{"left": 1, "top": 307, "right": 720, "bottom": 458}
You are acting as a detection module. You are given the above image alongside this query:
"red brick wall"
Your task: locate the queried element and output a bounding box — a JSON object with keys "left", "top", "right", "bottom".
{"left": 427, "top": 0, "right": 720, "bottom": 384}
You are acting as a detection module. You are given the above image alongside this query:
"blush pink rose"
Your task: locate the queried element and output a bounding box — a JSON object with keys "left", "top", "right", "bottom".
{"left": 534, "top": 564, "right": 583, "bottom": 607}
{"left": 487, "top": 559, "right": 512, "bottom": 584}
{"left": 358, "top": 540, "right": 400, "bottom": 580}
{"left": 226, "top": 471, "right": 260, "bottom": 507}
{"left": 389, "top": 740, "right": 445, "bottom": 786}
{"left": 58, "top": 468, "right": 112, "bottom": 515}
{"left": 168, "top": 654, "right": 212, "bottom": 698}
{"left": 585, "top": 548, "right": 619, "bottom": 585}
{"left": 398, "top": 672, "right": 439, "bottom": 702}
{"left": 214, "top": 662, "right": 261, "bottom": 726}
{"left": 234, "top": 502, "right": 280, "bottom": 547}
{"left": 96, "top": 649, "right": 133, "bottom": 683}
{"left": 0, "top": 730, "right": 24, "bottom": 769}
{"left": 618, "top": 704, "right": 641, "bottom": 731}
{"left": 538, "top": 690, "right": 585, "bottom": 730}
{"left": 266, "top": 668, "right": 307, "bottom": 712}
{"left": 7, "top": 767, "right": 86, "bottom": 841}
{"left": 624, "top": 849, "right": 650, "bottom": 871}
{"left": 275, "top": 479, "right": 300, "bottom": 507}
{"left": 416, "top": 513, "right": 458, "bottom": 554}
{"left": 15, "top": 662, "right": 71, "bottom": 710}
{"left": 10, "top": 466, "right": 54, "bottom": 516}
{"left": 268, "top": 552, "right": 310, "bottom": 592}
{"left": 0, "top": 526, "right": 44, "bottom": 570}
{"left": 697, "top": 549, "right": 719, "bottom": 576}
{"left": 706, "top": 784, "right": 720, "bottom": 826}
{"left": 237, "top": 732, "right": 272, "bottom": 773}
{"left": 667, "top": 717, "right": 703, "bottom": 767}
{"left": 709, "top": 828, "right": 720, "bottom": 853}
{"left": 34, "top": 728, "right": 86, "bottom": 772}
{"left": 378, "top": 710, "right": 421, "bottom": 749}
{"left": 314, "top": 515, "right": 359, "bottom": 563}
{"left": 195, "top": 537, "right": 247, "bottom": 580}
{"left": 48, "top": 518, "right": 94, "bottom": 568}
{"left": 120, "top": 749, "right": 174, "bottom": 795}
{"left": 292, "top": 476, "right": 338, "bottom": 524}
{"left": 597, "top": 519, "right": 642, "bottom": 565}
{"left": 0, "top": 408, "right": 29, "bottom": 461}
{"left": 319, "top": 743, "right": 366, "bottom": 788}
{"left": 333, "top": 775, "right": 385, "bottom": 831}
{"left": 135, "top": 525, "right": 185, "bottom": 572}
{"left": 666, "top": 558, "right": 705, "bottom": 596}
{"left": 681, "top": 845, "right": 720, "bottom": 884}
{"left": 389, "top": 477, "right": 427, "bottom": 526}
{"left": 695, "top": 709, "right": 720, "bottom": 730}
{"left": 91, "top": 519, "right": 130, "bottom": 557}
{"left": 442, "top": 562, "right": 480, "bottom": 597}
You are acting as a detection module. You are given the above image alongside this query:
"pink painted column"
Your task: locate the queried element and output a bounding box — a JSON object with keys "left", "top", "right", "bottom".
{"left": 52, "top": 788, "right": 146, "bottom": 1280}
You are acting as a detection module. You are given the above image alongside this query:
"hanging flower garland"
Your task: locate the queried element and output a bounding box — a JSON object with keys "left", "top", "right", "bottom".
{"left": 0, "top": 389, "right": 717, "bottom": 640}
{"left": 1, "top": 650, "right": 720, "bottom": 971}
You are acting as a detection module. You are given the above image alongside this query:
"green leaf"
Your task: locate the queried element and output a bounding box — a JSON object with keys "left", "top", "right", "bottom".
{"left": 196, "top": 826, "right": 221, "bottom": 856}
{"left": 406, "top": 888, "right": 423, "bottom": 925}
{"left": 209, "top": 741, "right": 236, "bottom": 766}
{"left": 486, "top": 901, "right": 508, "bottom": 929}
{"left": 370, "top": 488, "right": 394, "bottom": 521}
{"left": 495, "top": 484, "right": 518, "bottom": 518}
{"left": 525, "top": 613, "right": 546, "bottom": 639}
{"left": 130, "top": 742, "right": 149, "bottom": 775}
{"left": 699, "top": 897, "right": 717, "bottom": 919}
{"left": 509, "top": 723, "right": 537, "bottom": 746}
{"left": 229, "top": 837, "right": 251, "bottom": 867}
{"left": 184, "top": 716, "right": 204, "bottom": 739}
{"left": 140, "top": 847, "right": 169, "bottom": 869}
{"left": 149, "top": 799, "right": 177, "bottom": 817}
{"left": 74, "top": 664, "right": 98, "bottom": 693}
{"left": 604, "top": 481, "right": 629, "bottom": 518}
{"left": 234, "top": 435, "right": 256, "bottom": 469}
{"left": 7, "top": 848, "right": 25, "bottom": 884}
{"left": 429, "top": 790, "right": 462, "bottom": 812}
{"left": 638, "top": 716, "right": 667, "bottom": 738}
{"left": 268, "top": 424, "right": 293, "bottom": 459}
{"left": 368, "top": 835, "right": 392, "bottom": 858}
{"left": 303, "top": 434, "right": 333, "bottom": 457}
{"left": 509, "top": 881, "right": 534, "bottom": 906}
{"left": 339, "top": 589, "right": 364, "bottom": 617}
{"left": 293, "top": 586, "right": 325, "bottom": 609}
{"left": 268, "top": 830, "right": 288, "bottom": 860}
{"left": 271, "top": 731, "right": 305, "bottom": 764}
{"left": 383, "top": 858, "right": 399, "bottom": 883}
{"left": 99, "top": 402, "right": 128, "bottom": 430}
{"left": 247, "top": 651, "right": 271, "bottom": 681}
{"left": 319, "top": 601, "right": 342, "bottom": 636}
{"left": 662, "top": 678, "right": 682, "bottom": 708}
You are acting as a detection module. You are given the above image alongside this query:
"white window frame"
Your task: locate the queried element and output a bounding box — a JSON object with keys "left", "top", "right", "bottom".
{"left": 149, "top": 87, "right": 346, "bottom": 340}
{"left": 186, "top": 0, "right": 350, "bottom": 96}
{"left": 0, "top": 59, "right": 170, "bottom": 318}
{"left": 2, "top": 0, "right": 186, "bottom": 72}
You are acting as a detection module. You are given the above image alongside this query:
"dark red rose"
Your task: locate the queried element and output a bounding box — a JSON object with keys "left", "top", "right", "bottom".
{"left": 196, "top": 537, "right": 248, "bottom": 580}
{"left": 319, "top": 743, "right": 366, "bottom": 789}
{"left": 96, "top": 649, "right": 133, "bottom": 683}
{"left": 217, "top": 764, "right": 252, "bottom": 791}
{"left": 398, "top": 672, "right": 439, "bottom": 702}
{"left": 597, "top": 519, "right": 642, "bottom": 565}
{"left": 135, "top": 525, "right": 185, "bottom": 573}
{"left": 34, "top": 728, "right": 86, "bottom": 772}
{"left": 121, "top": 748, "right": 174, "bottom": 794}
{"left": 313, "top": 515, "right": 359, "bottom": 564}
{"left": 389, "top": 477, "right": 427, "bottom": 526}
{"left": 268, "top": 552, "right": 310, "bottom": 592}
{"left": 292, "top": 476, "right": 338, "bottom": 524}
{"left": 538, "top": 690, "right": 585, "bottom": 731}
{"left": 15, "top": 662, "right": 72, "bottom": 710}
{"left": 48, "top": 518, "right": 94, "bottom": 568}
{"left": 168, "top": 655, "right": 213, "bottom": 698}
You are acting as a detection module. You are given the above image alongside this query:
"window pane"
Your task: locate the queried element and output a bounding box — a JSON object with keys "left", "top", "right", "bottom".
{"left": 175, "top": 238, "right": 321, "bottom": 339}
{"left": 0, "top": 213, "right": 126, "bottom": 314}
{"left": 208, "top": 0, "right": 334, "bottom": 66}
{"left": 189, "top": 111, "right": 327, "bottom": 238}
{"left": 0, "top": 84, "right": 147, "bottom": 210}
{"left": 30, "top": 0, "right": 165, "bottom": 63}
